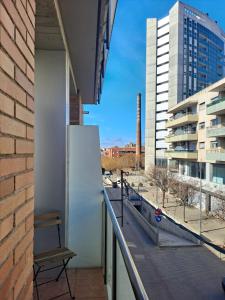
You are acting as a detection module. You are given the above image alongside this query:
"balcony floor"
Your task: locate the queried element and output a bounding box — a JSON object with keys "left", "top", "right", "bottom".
{"left": 33, "top": 268, "right": 107, "bottom": 300}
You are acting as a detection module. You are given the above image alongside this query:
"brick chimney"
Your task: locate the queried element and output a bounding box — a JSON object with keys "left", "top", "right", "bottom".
{"left": 136, "top": 93, "right": 141, "bottom": 167}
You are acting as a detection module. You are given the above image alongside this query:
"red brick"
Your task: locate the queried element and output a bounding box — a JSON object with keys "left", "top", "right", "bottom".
{"left": 28, "top": 0, "right": 35, "bottom": 14}
{"left": 0, "top": 137, "right": 14, "bottom": 154}
{"left": 0, "top": 272, "right": 12, "bottom": 300}
{"left": 2, "top": 0, "right": 26, "bottom": 39}
{"left": 26, "top": 157, "right": 34, "bottom": 169}
{"left": 26, "top": 126, "right": 34, "bottom": 140}
{"left": 0, "top": 222, "right": 25, "bottom": 264}
{"left": 16, "top": 0, "right": 35, "bottom": 40}
{"left": 17, "top": 272, "right": 33, "bottom": 300}
{"left": 0, "top": 3, "right": 14, "bottom": 39}
{"left": 16, "top": 103, "right": 34, "bottom": 126}
{"left": 0, "top": 114, "right": 26, "bottom": 137}
{"left": 15, "top": 170, "right": 33, "bottom": 189}
{"left": 26, "top": 32, "right": 34, "bottom": 55}
{"left": 26, "top": 1, "right": 35, "bottom": 27}
{"left": 15, "top": 29, "right": 34, "bottom": 69}
{"left": 25, "top": 214, "right": 33, "bottom": 231}
{"left": 0, "top": 177, "right": 14, "bottom": 198}
{"left": 0, "top": 254, "right": 13, "bottom": 285}
{"left": 26, "top": 185, "right": 34, "bottom": 200}
{"left": 14, "top": 228, "right": 33, "bottom": 262}
{"left": 26, "top": 63, "right": 34, "bottom": 83}
{"left": 0, "top": 157, "right": 26, "bottom": 177}
{"left": 0, "top": 190, "right": 26, "bottom": 219}
{"left": 0, "top": 49, "right": 14, "bottom": 78}
{"left": 0, "top": 92, "right": 14, "bottom": 117}
{"left": 0, "top": 68, "right": 26, "bottom": 106}
{"left": 16, "top": 67, "right": 34, "bottom": 96}
{"left": 15, "top": 200, "right": 34, "bottom": 226}
{"left": 16, "top": 139, "right": 34, "bottom": 154}
{"left": 14, "top": 266, "right": 32, "bottom": 299}
{"left": 26, "top": 94, "right": 34, "bottom": 111}
{"left": 0, "top": 215, "right": 14, "bottom": 241}
{"left": 11, "top": 253, "right": 26, "bottom": 285}
{"left": 0, "top": 25, "right": 26, "bottom": 74}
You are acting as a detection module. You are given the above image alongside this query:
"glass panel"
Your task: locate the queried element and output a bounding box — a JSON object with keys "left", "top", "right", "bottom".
{"left": 106, "top": 211, "right": 113, "bottom": 299}
{"left": 116, "top": 241, "right": 136, "bottom": 300}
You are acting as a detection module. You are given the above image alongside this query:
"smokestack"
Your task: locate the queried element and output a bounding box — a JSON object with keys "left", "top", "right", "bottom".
{"left": 136, "top": 93, "right": 141, "bottom": 167}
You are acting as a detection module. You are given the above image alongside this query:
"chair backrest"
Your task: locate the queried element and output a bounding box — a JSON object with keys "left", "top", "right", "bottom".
{"left": 34, "top": 211, "right": 62, "bottom": 248}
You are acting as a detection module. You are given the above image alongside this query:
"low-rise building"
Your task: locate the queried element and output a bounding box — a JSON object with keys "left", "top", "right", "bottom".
{"left": 102, "top": 144, "right": 145, "bottom": 158}
{"left": 166, "top": 77, "right": 225, "bottom": 184}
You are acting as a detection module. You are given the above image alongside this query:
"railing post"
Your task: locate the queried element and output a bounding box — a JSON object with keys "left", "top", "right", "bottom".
{"left": 104, "top": 202, "right": 107, "bottom": 285}
{"left": 112, "top": 231, "right": 117, "bottom": 300}
{"left": 121, "top": 170, "right": 124, "bottom": 227}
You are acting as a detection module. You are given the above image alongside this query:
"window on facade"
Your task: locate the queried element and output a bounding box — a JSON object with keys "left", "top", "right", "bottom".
{"left": 199, "top": 102, "right": 205, "bottom": 110}
{"left": 199, "top": 122, "right": 205, "bottom": 129}
{"left": 199, "top": 142, "right": 205, "bottom": 149}
{"left": 211, "top": 118, "right": 219, "bottom": 127}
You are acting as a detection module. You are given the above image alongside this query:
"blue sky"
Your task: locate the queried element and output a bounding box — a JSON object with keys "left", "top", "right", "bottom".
{"left": 84, "top": 0, "right": 225, "bottom": 148}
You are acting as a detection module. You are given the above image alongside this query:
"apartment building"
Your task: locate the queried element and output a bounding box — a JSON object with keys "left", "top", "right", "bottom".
{"left": 166, "top": 77, "right": 225, "bottom": 185}
{"left": 145, "top": 1, "right": 225, "bottom": 170}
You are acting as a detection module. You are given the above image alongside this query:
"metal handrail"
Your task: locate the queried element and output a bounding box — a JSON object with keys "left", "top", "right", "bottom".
{"left": 103, "top": 188, "right": 149, "bottom": 300}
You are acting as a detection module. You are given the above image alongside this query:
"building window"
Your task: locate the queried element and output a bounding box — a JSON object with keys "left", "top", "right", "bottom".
{"left": 199, "top": 142, "right": 205, "bottom": 149}
{"left": 199, "top": 102, "right": 205, "bottom": 110}
{"left": 199, "top": 122, "right": 205, "bottom": 129}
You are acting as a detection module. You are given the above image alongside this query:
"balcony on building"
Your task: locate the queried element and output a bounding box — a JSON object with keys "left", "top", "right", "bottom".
{"left": 165, "top": 130, "right": 198, "bottom": 143}
{"left": 33, "top": 1, "right": 149, "bottom": 299}
{"left": 207, "top": 122, "right": 225, "bottom": 138}
{"left": 206, "top": 148, "right": 225, "bottom": 162}
{"left": 167, "top": 100, "right": 198, "bottom": 128}
{"left": 165, "top": 141, "right": 198, "bottom": 160}
{"left": 206, "top": 96, "right": 225, "bottom": 115}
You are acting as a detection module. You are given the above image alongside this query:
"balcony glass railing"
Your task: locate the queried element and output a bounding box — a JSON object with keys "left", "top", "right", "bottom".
{"left": 103, "top": 188, "right": 148, "bottom": 300}
{"left": 168, "top": 130, "right": 196, "bottom": 137}
{"left": 169, "top": 111, "right": 194, "bottom": 121}
{"left": 207, "top": 97, "right": 225, "bottom": 108}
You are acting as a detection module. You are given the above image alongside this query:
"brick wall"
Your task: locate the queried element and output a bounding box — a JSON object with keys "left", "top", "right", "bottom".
{"left": 0, "top": 0, "right": 35, "bottom": 299}
{"left": 70, "top": 95, "right": 83, "bottom": 125}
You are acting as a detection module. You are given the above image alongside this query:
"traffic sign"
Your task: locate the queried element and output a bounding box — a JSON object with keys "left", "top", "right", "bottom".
{"left": 155, "top": 208, "right": 162, "bottom": 216}
{"left": 155, "top": 215, "right": 162, "bottom": 222}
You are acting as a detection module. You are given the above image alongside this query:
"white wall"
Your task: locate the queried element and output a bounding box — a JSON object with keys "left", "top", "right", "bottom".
{"left": 67, "top": 125, "right": 103, "bottom": 267}
{"left": 34, "top": 50, "right": 69, "bottom": 252}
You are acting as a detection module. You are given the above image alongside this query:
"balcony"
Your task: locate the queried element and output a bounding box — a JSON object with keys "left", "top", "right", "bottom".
{"left": 165, "top": 150, "right": 198, "bottom": 160}
{"left": 206, "top": 149, "right": 225, "bottom": 162}
{"left": 166, "top": 114, "right": 198, "bottom": 128}
{"left": 34, "top": 188, "right": 148, "bottom": 300}
{"left": 207, "top": 124, "right": 225, "bottom": 137}
{"left": 165, "top": 132, "right": 197, "bottom": 143}
{"left": 206, "top": 97, "right": 225, "bottom": 115}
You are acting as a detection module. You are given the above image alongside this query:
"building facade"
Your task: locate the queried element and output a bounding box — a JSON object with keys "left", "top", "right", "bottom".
{"left": 145, "top": 1, "right": 225, "bottom": 171}
{"left": 166, "top": 77, "right": 225, "bottom": 185}
{"left": 102, "top": 144, "right": 145, "bottom": 158}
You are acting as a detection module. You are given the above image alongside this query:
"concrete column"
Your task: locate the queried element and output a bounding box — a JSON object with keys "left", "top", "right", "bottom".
{"left": 206, "top": 162, "right": 212, "bottom": 182}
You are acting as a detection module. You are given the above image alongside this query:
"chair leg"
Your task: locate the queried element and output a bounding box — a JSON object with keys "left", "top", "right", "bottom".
{"left": 55, "top": 258, "right": 70, "bottom": 282}
{"left": 33, "top": 265, "right": 41, "bottom": 300}
{"left": 64, "top": 260, "right": 75, "bottom": 299}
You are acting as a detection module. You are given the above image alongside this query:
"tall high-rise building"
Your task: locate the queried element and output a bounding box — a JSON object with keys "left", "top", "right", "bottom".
{"left": 145, "top": 1, "right": 225, "bottom": 170}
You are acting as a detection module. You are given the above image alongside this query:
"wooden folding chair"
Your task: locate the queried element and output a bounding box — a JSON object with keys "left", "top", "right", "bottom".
{"left": 33, "top": 211, "right": 76, "bottom": 299}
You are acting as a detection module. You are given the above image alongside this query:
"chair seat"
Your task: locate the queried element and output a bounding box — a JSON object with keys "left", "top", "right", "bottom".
{"left": 34, "top": 247, "right": 76, "bottom": 265}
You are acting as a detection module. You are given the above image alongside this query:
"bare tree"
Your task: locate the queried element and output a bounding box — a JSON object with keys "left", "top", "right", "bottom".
{"left": 172, "top": 180, "right": 196, "bottom": 222}
{"left": 147, "top": 166, "right": 175, "bottom": 208}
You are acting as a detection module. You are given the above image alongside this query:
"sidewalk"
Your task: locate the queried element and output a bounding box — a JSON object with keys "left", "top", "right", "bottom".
{"left": 126, "top": 175, "right": 225, "bottom": 257}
